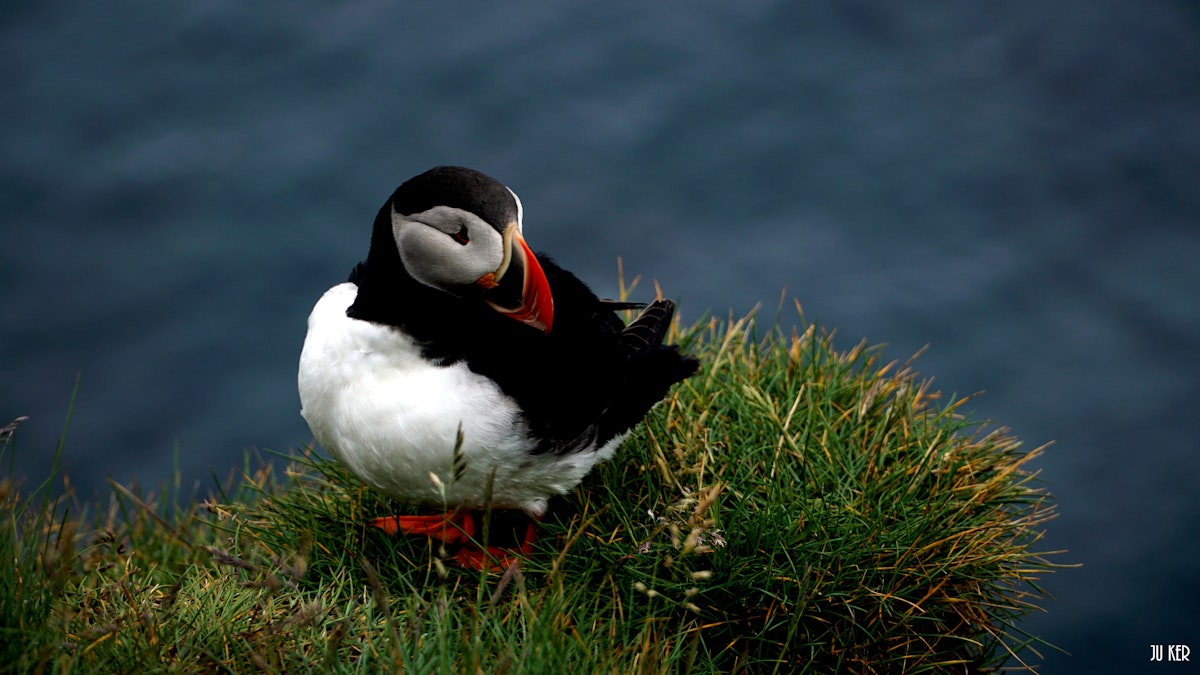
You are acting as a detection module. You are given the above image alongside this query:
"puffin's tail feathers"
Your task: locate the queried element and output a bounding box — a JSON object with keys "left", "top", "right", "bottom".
{"left": 599, "top": 299, "right": 648, "bottom": 311}
{"left": 596, "top": 299, "right": 699, "bottom": 444}
{"left": 620, "top": 299, "right": 677, "bottom": 356}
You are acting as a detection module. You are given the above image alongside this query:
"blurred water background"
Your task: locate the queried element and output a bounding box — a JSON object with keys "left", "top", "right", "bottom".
{"left": 3, "top": 3, "right": 1198, "bottom": 671}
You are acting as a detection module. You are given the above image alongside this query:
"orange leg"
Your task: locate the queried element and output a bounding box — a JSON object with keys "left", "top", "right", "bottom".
{"left": 370, "top": 510, "right": 540, "bottom": 572}
{"left": 369, "top": 512, "right": 475, "bottom": 544}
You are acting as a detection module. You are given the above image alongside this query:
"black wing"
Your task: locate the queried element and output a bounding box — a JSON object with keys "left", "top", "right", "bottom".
{"left": 475, "top": 257, "right": 698, "bottom": 454}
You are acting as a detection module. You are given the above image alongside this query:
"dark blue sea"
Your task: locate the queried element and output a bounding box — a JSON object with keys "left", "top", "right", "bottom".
{"left": 3, "top": 3, "right": 1198, "bottom": 671}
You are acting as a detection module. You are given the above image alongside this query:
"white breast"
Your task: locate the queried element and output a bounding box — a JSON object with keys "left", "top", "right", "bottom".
{"left": 297, "top": 283, "right": 618, "bottom": 515}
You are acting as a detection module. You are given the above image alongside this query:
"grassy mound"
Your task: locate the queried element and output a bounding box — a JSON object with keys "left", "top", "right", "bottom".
{"left": 2, "top": 304, "right": 1062, "bottom": 673}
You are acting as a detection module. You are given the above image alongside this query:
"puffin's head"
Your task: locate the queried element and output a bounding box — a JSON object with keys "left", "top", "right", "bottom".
{"left": 385, "top": 166, "right": 554, "bottom": 333}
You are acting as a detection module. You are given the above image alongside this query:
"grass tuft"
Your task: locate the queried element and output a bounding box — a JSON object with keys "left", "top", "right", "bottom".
{"left": 2, "top": 302, "right": 1065, "bottom": 673}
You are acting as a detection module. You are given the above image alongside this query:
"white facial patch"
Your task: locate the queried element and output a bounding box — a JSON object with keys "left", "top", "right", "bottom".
{"left": 392, "top": 205, "right": 504, "bottom": 291}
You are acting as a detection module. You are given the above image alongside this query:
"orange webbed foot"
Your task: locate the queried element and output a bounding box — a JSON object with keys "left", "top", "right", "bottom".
{"left": 370, "top": 510, "right": 539, "bottom": 572}
{"left": 369, "top": 512, "right": 475, "bottom": 544}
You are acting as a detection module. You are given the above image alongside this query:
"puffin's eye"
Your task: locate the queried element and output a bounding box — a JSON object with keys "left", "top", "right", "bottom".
{"left": 451, "top": 224, "right": 470, "bottom": 245}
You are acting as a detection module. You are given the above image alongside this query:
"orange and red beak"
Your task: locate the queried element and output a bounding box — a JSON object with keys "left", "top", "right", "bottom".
{"left": 475, "top": 224, "right": 554, "bottom": 333}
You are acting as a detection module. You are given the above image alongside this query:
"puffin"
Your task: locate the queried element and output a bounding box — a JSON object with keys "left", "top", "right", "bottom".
{"left": 298, "top": 166, "right": 698, "bottom": 569}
